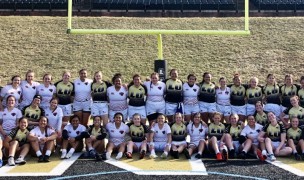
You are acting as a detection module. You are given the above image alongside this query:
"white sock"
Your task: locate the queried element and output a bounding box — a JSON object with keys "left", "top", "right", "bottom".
{"left": 36, "top": 151, "right": 42, "bottom": 157}
{"left": 163, "top": 151, "right": 168, "bottom": 156}
{"left": 151, "top": 149, "right": 155, "bottom": 155}
{"left": 46, "top": 150, "right": 52, "bottom": 156}
{"left": 68, "top": 148, "right": 75, "bottom": 154}
{"left": 215, "top": 150, "right": 220, "bottom": 154}
{"left": 116, "top": 152, "right": 123, "bottom": 159}
{"left": 89, "top": 147, "right": 94, "bottom": 151}
{"left": 293, "top": 150, "right": 298, "bottom": 154}
{"left": 62, "top": 149, "right": 67, "bottom": 154}
{"left": 262, "top": 150, "right": 267, "bottom": 155}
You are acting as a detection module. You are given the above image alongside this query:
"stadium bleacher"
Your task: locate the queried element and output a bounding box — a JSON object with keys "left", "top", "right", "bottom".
{"left": 0, "top": 0, "right": 304, "bottom": 12}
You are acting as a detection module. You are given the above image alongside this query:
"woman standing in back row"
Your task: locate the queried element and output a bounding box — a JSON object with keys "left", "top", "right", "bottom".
{"left": 73, "top": 69, "right": 93, "bottom": 126}
{"left": 20, "top": 70, "right": 40, "bottom": 110}
{"left": 36, "top": 73, "right": 56, "bottom": 110}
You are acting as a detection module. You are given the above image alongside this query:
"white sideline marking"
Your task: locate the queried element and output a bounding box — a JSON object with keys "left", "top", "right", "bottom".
{"left": 267, "top": 160, "right": 304, "bottom": 176}
{"left": 0, "top": 153, "right": 82, "bottom": 176}
{"left": 105, "top": 154, "right": 208, "bottom": 175}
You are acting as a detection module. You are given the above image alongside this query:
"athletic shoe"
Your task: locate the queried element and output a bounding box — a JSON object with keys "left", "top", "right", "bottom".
{"left": 38, "top": 155, "right": 44, "bottom": 163}
{"left": 43, "top": 155, "right": 50, "bottom": 162}
{"left": 0, "top": 159, "right": 3, "bottom": 168}
{"left": 171, "top": 150, "right": 179, "bottom": 159}
{"left": 139, "top": 150, "right": 146, "bottom": 159}
{"left": 301, "top": 153, "right": 304, "bottom": 161}
{"left": 61, "top": 152, "right": 67, "bottom": 159}
{"left": 294, "top": 153, "right": 301, "bottom": 161}
{"left": 89, "top": 149, "right": 96, "bottom": 158}
{"left": 101, "top": 152, "right": 107, "bottom": 160}
{"left": 125, "top": 152, "right": 132, "bottom": 159}
{"left": 65, "top": 151, "right": 74, "bottom": 159}
{"left": 183, "top": 149, "right": 191, "bottom": 159}
{"left": 116, "top": 152, "right": 123, "bottom": 160}
{"left": 8, "top": 157, "right": 15, "bottom": 166}
{"left": 15, "top": 157, "right": 26, "bottom": 165}
{"left": 95, "top": 154, "right": 102, "bottom": 161}
{"left": 229, "top": 149, "right": 235, "bottom": 159}
{"left": 149, "top": 154, "right": 158, "bottom": 159}
{"left": 256, "top": 149, "right": 267, "bottom": 161}
{"left": 222, "top": 149, "right": 228, "bottom": 161}
{"left": 195, "top": 153, "right": 202, "bottom": 159}
{"left": 216, "top": 153, "right": 223, "bottom": 161}
{"left": 161, "top": 152, "right": 167, "bottom": 159}
{"left": 82, "top": 151, "right": 89, "bottom": 158}
{"left": 239, "top": 151, "right": 247, "bottom": 159}
{"left": 269, "top": 154, "right": 276, "bottom": 161}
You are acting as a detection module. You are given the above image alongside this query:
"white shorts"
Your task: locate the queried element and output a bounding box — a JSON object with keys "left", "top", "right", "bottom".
{"left": 109, "top": 108, "right": 128, "bottom": 122}
{"left": 134, "top": 142, "right": 144, "bottom": 149}
{"left": 189, "top": 139, "right": 206, "bottom": 148}
{"left": 246, "top": 104, "right": 256, "bottom": 116}
{"left": 184, "top": 103, "right": 200, "bottom": 115}
{"left": 128, "top": 105, "right": 146, "bottom": 119}
{"left": 171, "top": 141, "right": 187, "bottom": 146}
{"left": 272, "top": 141, "right": 285, "bottom": 150}
{"left": 216, "top": 104, "right": 232, "bottom": 116}
{"left": 73, "top": 100, "right": 92, "bottom": 112}
{"left": 233, "top": 141, "right": 240, "bottom": 153}
{"left": 199, "top": 102, "right": 216, "bottom": 113}
{"left": 166, "top": 102, "right": 183, "bottom": 116}
{"left": 146, "top": 100, "right": 165, "bottom": 115}
{"left": 264, "top": 104, "right": 281, "bottom": 117}
{"left": 153, "top": 142, "right": 170, "bottom": 152}
{"left": 59, "top": 104, "right": 73, "bottom": 116}
{"left": 231, "top": 105, "right": 246, "bottom": 116}
{"left": 91, "top": 102, "right": 108, "bottom": 116}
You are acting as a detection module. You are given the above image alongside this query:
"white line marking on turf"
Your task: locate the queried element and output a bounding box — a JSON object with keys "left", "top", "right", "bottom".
{"left": 105, "top": 154, "right": 208, "bottom": 175}
{"left": 266, "top": 160, "right": 304, "bottom": 176}
{"left": 0, "top": 153, "right": 81, "bottom": 176}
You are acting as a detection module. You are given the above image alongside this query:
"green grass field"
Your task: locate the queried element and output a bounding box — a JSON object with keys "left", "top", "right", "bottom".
{"left": 1, "top": 16, "right": 304, "bottom": 85}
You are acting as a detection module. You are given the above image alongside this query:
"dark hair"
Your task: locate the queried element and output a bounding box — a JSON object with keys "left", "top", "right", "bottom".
{"left": 49, "top": 97, "right": 59, "bottom": 104}
{"left": 6, "top": 95, "right": 16, "bottom": 104}
{"left": 70, "top": 114, "right": 80, "bottom": 123}
{"left": 93, "top": 116, "right": 102, "bottom": 121}
{"left": 39, "top": 116, "right": 48, "bottom": 124}
{"left": 187, "top": 74, "right": 196, "bottom": 81}
{"left": 201, "top": 72, "right": 211, "bottom": 84}
{"left": 150, "top": 72, "right": 159, "bottom": 78}
{"left": 114, "top": 112, "right": 124, "bottom": 122}
{"left": 11, "top": 75, "right": 21, "bottom": 82}
{"left": 79, "top": 69, "right": 87, "bottom": 74}
{"left": 169, "top": 69, "right": 177, "bottom": 76}
{"left": 18, "top": 117, "right": 28, "bottom": 123}
{"left": 112, "top": 73, "right": 122, "bottom": 84}
{"left": 219, "top": 77, "right": 226, "bottom": 82}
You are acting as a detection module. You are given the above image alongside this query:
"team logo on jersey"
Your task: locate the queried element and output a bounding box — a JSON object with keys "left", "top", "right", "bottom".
{"left": 3, "top": 113, "right": 6, "bottom": 116}
{"left": 193, "top": 89, "right": 197, "bottom": 92}
{"left": 53, "top": 112, "right": 57, "bottom": 116}
{"left": 162, "top": 130, "right": 165, "bottom": 134}
{"left": 85, "top": 82, "right": 88, "bottom": 85}
{"left": 77, "top": 83, "right": 80, "bottom": 85}
{"left": 25, "top": 86, "right": 29, "bottom": 88}
{"left": 46, "top": 114, "right": 49, "bottom": 116}
{"left": 76, "top": 131, "right": 80, "bottom": 135}
{"left": 256, "top": 129, "right": 260, "bottom": 133}
{"left": 199, "top": 129, "right": 203, "bottom": 133}
{"left": 18, "top": 91, "right": 21, "bottom": 94}
{"left": 111, "top": 130, "right": 114, "bottom": 132}
{"left": 158, "top": 86, "right": 162, "bottom": 90}
{"left": 32, "top": 86, "right": 36, "bottom": 89}
{"left": 11, "top": 113, "right": 16, "bottom": 116}
{"left": 49, "top": 89, "right": 53, "bottom": 92}
{"left": 41, "top": 89, "right": 44, "bottom": 91}
{"left": 119, "top": 130, "right": 124, "bottom": 134}
{"left": 119, "top": 92, "right": 124, "bottom": 96}
{"left": 10, "top": 92, "right": 14, "bottom": 94}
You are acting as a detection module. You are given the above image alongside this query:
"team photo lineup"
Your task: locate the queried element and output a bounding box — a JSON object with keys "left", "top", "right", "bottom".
{"left": 1, "top": 67, "right": 304, "bottom": 170}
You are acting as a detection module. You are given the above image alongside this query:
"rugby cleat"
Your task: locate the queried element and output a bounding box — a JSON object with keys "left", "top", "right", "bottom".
{"left": 216, "top": 153, "right": 223, "bottom": 161}
{"left": 222, "top": 149, "right": 228, "bottom": 161}
{"left": 139, "top": 150, "right": 146, "bottom": 159}
{"left": 256, "top": 149, "right": 267, "bottom": 161}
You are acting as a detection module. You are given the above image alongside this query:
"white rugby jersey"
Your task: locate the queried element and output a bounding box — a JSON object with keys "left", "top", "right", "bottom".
{"left": 107, "top": 86, "right": 128, "bottom": 111}
{"left": 64, "top": 124, "right": 86, "bottom": 138}
{"left": 187, "top": 122, "right": 208, "bottom": 143}
{"left": 30, "top": 126, "right": 55, "bottom": 138}
{"left": 106, "top": 122, "right": 129, "bottom": 144}
{"left": 240, "top": 123, "right": 263, "bottom": 144}
{"left": 183, "top": 83, "right": 199, "bottom": 105}
{"left": 44, "top": 106, "right": 63, "bottom": 131}
{"left": 20, "top": 80, "right": 40, "bottom": 106}
{"left": 144, "top": 81, "right": 166, "bottom": 102}
{"left": 0, "top": 108, "right": 22, "bottom": 132}
{"left": 74, "top": 78, "right": 93, "bottom": 102}
{"left": 36, "top": 84, "right": 56, "bottom": 107}
{"left": 0, "top": 85, "right": 22, "bottom": 107}
{"left": 151, "top": 123, "right": 171, "bottom": 142}
{"left": 216, "top": 87, "right": 231, "bottom": 105}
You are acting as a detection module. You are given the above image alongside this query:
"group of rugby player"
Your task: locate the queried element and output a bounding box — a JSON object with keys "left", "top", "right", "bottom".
{"left": 0, "top": 69, "right": 304, "bottom": 168}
